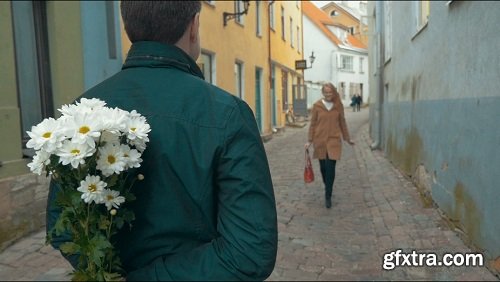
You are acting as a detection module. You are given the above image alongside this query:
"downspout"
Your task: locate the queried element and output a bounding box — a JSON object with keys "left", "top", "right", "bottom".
{"left": 371, "top": 0, "right": 384, "bottom": 150}
{"left": 268, "top": 1, "right": 275, "bottom": 128}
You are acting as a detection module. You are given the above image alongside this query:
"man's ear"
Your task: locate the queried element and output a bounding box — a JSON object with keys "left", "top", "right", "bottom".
{"left": 190, "top": 13, "right": 200, "bottom": 43}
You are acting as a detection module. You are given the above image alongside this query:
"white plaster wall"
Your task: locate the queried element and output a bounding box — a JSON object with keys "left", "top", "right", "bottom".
{"left": 303, "top": 16, "right": 337, "bottom": 84}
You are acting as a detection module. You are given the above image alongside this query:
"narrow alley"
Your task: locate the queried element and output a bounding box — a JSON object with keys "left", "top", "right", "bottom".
{"left": 0, "top": 109, "right": 497, "bottom": 281}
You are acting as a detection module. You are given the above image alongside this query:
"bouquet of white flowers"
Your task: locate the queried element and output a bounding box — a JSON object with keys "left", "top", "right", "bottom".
{"left": 26, "top": 98, "right": 150, "bottom": 281}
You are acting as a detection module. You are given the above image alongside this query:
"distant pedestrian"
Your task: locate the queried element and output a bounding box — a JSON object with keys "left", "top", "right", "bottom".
{"left": 305, "top": 82, "right": 355, "bottom": 208}
{"left": 356, "top": 94, "right": 362, "bottom": 112}
{"left": 351, "top": 95, "right": 357, "bottom": 112}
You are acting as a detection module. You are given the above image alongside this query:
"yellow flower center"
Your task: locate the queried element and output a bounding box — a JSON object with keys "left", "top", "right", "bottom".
{"left": 106, "top": 195, "right": 114, "bottom": 201}
{"left": 43, "top": 132, "right": 52, "bottom": 138}
{"left": 79, "top": 126, "right": 90, "bottom": 134}
{"left": 130, "top": 127, "right": 136, "bottom": 132}
{"left": 88, "top": 184, "right": 97, "bottom": 192}
{"left": 71, "top": 149, "right": 80, "bottom": 155}
{"left": 107, "top": 155, "right": 116, "bottom": 164}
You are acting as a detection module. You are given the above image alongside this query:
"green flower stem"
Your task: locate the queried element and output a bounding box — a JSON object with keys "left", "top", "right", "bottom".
{"left": 107, "top": 213, "right": 114, "bottom": 273}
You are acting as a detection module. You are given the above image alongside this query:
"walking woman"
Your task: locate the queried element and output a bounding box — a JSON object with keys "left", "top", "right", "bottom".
{"left": 305, "top": 82, "right": 354, "bottom": 208}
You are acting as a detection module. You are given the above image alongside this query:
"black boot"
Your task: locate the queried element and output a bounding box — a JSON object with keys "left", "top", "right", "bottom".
{"left": 325, "top": 197, "right": 332, "bottom": 208}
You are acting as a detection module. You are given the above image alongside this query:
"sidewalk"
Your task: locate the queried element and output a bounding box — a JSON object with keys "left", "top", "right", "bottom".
{"left": 0, "top": 110, "right": 497, "bottom": 281}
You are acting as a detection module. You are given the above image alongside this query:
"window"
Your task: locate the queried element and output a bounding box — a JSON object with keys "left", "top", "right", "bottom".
{"left": 281, "top": 6, "right": 285, "bottom": 40}
{"left": 330, "top": 10, "right": 339, "bottom": 17}
{"left": 198, "top": 52, "right": 215, "bottom": 84}
{"left": 297, "top": 26, "right": 301, "bottom": 53}
{"left": 256, "top": 0, "right": 261, "bottom": 36}
{"left": 235, "top": 1, "right": 245, "bottom": 24}
{"left": 269, "top": 2, "right": 275, "bottom": 30}
{"left": 348, "top": 26, "right": 354, "bottom": 35}
{"left": 339, "top": 82, "right": 346, "bottom": 100}
{"left": 416, "top": 0, "right": 430, "bottom": 29}
{"left": 235, "top": 61, "right": 244, "bottom": 99}
{"left": 359, "top": 57, "right": 364, "bottom": 73}
{"left": 360, "top": 2, "right": 367, "bottom": 13}
{"left": 281, "top": 70, "right": 288, "bottom": 111}
{"left": 384, "top": 1, "right": 392, "bottom": 60}
{"left": 12, "top": 1, "right": 54, "bottom": 155}
{"left": 290, "top": 17, "right": 294, "bottom": 47}
{"left": 255, "top": 68, "right": 263, "bottom": 131}
{"left": 340, "top": 55, "right": 353, "bottom": 71}
{"left": 105, "top": 1, "right": 117, "bottom": 59}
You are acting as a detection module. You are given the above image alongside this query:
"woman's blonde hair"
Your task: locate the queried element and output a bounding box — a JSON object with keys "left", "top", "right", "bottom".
{"left": 321, "top": 82, "right": 345, "bottom": 113}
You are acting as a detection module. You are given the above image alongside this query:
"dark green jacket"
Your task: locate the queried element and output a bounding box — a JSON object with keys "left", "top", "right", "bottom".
{"left": 46, "top": 41, "right": 278, "bottom": 281}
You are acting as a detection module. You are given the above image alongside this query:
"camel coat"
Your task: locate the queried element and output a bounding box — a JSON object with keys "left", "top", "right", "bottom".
{"left": 308, "top": 99, "right": 351, "bottom": 160}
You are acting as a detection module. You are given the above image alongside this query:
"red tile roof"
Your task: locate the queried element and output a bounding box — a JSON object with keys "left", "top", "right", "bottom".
{"left": 302, "top": 1, "right": 367, "bottom": 50}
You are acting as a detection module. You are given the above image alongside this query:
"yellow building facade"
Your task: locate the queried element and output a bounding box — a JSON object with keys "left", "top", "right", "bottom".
{"left": 120, "top": 1, "right": 304, "bottom": 135}
{"left": 268, "top": 1, "right": 305, "bottom": 128}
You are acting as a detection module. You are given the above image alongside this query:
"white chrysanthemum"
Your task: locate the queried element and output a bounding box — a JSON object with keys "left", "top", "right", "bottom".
{"left": 125, "top": 117, "right": 151, "bottom": 142}
{"left": 100, "top": 130, "right": 121, "bottom": 146}
{"left": 101, "top": 189, "right": 126, "bottom": 210}
{"left": 128, "top": 138, "right": 147, "bottom": 153}
{"left": 56, "top": 140, "right": 95, "bottom": 169}
{"left": 64, "top": 112, "right": 103, "bottom": 148}
{"left": 96, "top": 143, "right": 126, "bottom": 177}
{"left": 77, "top": 98, "right": 106, "bottom": 110}
{"left": 27, "top": 150, "right": 52, "bottom": 175}
{"left": 77, "top": 175, "right": 106, "bottom": 204}
{"left": 128, "top": 110, "right": 143, "bottom": 119}
{"left": 120, "top": 144, "right": 142, "bottom": 169}
{"left": 58, "top": 103, "right": 80, "bottom": 118}
{"left": 26, "top": 118, "right": 64, "bottom": 153}
{"left": 99, "top": 107, "right": 128, "bottom": 133}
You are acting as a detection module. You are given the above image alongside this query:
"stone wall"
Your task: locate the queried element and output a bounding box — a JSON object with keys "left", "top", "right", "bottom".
{"left": 0, "top": 174, "right": 50, "bottom": 252}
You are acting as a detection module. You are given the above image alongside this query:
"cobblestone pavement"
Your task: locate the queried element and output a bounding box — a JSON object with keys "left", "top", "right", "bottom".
{"left": 0, "top": 109, "right": 497, "bottom": 281}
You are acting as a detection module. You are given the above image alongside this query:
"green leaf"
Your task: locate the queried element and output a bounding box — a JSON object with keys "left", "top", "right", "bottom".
{"left": 72, "top": 270, "right": 91, "bottom": 281}
{"left": 103, "top": 271, "right": 124, "bottom": 281}
{"left": 60, "top": 242, "right": 81, "bottom": 255}
{"left": 98, "top": 216, "right": 111, "bottom": 230}
{"left": 114, "top": 217, "right": 124, "bottom": 229}
{"left": 107, "top": 174, "right": 119, "bottom": 188}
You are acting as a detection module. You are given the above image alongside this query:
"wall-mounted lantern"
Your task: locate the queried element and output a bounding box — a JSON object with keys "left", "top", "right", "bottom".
{"left": 295, "top": 51, "right": 316, "bottom": 70}
{"left": 223, "top": 0, "right": 250, "bottom": 26}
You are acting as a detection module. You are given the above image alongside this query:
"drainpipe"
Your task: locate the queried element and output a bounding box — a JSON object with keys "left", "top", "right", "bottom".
{"left": 371, "top": 1, "right": 384, "bottom": 150}
{"left": 268, "top": 1, "right": 275, "bottom": 128}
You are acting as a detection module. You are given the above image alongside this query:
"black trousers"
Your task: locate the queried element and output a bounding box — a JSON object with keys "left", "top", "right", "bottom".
{"left": 319, "top": 156, "right": 337, "bottom": 199}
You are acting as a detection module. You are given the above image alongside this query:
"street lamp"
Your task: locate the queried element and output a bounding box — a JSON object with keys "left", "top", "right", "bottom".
{"left": 223, "top": 0, "right": 250, "bottom": 26}
{"left": 308, "top": 51, "right": 316, "bottom": 68}
{"left": 295, "top": 51, "right": 316, "bottom": 70}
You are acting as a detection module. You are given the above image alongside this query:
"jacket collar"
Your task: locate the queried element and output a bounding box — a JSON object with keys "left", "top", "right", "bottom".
{"left": 122, "top": 41, "right": 204, "bottom": 80}
{"left": 314, "top": 99, "right": 333, "bottom": 111}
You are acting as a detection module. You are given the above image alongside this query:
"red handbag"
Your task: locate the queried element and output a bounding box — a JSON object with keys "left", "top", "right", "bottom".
{"left": 304, "top": 148, "right": 314, "bottom": 183}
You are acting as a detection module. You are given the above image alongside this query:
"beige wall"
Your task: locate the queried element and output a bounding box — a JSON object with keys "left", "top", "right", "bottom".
{"left": 0, "top": 1, "right": 23, "bottom": 172}
{"left": 46, "top": 1, "right": 85, "bottom": 108}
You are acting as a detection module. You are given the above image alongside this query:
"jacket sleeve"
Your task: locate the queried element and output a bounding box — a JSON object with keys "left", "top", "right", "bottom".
{"left": 338, "top": 107, "right": 351, "bottom": 142}
{"left": 46, "top": 180, "right": 79, "bottom": 269}
{"left": 308, "top": 106, "right": 318, "bottom": 142}
{"left": 126, "top": 99, "right": 278, "bottom": 281}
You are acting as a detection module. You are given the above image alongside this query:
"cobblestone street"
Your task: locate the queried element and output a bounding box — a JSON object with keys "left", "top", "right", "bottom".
{"left": 0, "top": 109, "right": 497, "bottom": 281}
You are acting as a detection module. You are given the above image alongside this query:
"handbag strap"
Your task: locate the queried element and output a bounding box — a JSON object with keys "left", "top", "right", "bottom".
{"left": 305, "top": 148, "right": 312, "bottom": 167}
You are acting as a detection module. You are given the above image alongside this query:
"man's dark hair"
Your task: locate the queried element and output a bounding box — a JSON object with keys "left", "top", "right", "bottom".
{"left": 120, "top": 1, "right": 201, "bottom": 45}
